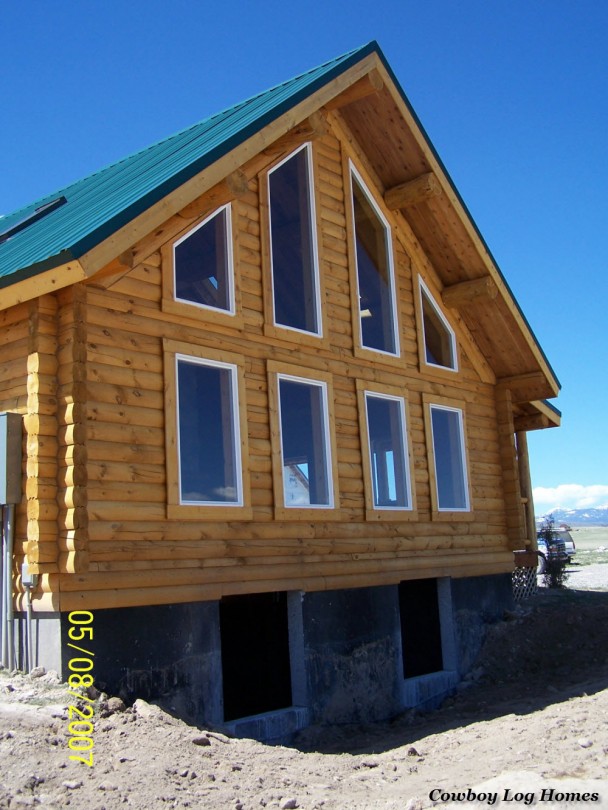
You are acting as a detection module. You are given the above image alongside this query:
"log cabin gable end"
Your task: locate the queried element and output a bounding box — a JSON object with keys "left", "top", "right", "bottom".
{"left": 0, "top": 43, "right": 561, "bottom": 617}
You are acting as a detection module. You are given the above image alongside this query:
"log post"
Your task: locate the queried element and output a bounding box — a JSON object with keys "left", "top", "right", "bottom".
{"left": 495, "top": 385, "right": 526, "bottom": 551}
{"left": 516, "top": 431, "right": 537, "bottom": 550}
{"left": 26, "top": 295, "right": 59, "bottom": 574}
{"left": 56, "top": 286, "right": 89, "bottom": 574}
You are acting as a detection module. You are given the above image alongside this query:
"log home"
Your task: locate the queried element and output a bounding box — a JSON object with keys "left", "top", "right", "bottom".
{"left": 0, "top": 42, "right": 560, "bottom": 740}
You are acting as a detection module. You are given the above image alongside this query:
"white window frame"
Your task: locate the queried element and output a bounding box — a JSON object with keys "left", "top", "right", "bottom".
{"left": 349, "top": 161, "right": 400, "bottom": 358}
{"left": 363, "top": 390, "right": 413, "bottom": 512}
{"left": 267, "top": 143, "right": 322, "bottom": 337}
{"left": 419, "top": 277, "right": 458, "bottom": 372}
{"left": 175, "top": 353, "right": 243, "bottom": 507}
{"left": 173, "top": 203, "right": 235, "bottom": 316}
{"left": 276, "top": 372, "right": 334, "bottom": 509}
{"left": 429, "top": 403, "right": 470, "bottom": 512}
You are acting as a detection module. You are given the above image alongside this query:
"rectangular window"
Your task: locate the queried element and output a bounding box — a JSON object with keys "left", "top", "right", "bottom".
{"left": 364, "top": 392, "right": 412, "bottom": 510}
{"left": 350, "top": 164, "right": 399, "bottom": 356}
{"left": 268, "top": 144, "right": 321, "bottom": 335}
{"left": 277, "top": 375, "right": 332, "bottom": 508}
{"left": 173, "top": 205, "right": 234, "bottom": 314}
{"left": 429, "top": 404, "right": 469, "bottom": 511}
{"left": 176, "top": 355, "right": 242, "bottom": 505}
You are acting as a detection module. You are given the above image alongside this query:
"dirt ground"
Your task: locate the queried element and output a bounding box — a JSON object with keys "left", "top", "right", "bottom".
{"left": 1, "top": 577, "right": 607, "bottom": 809}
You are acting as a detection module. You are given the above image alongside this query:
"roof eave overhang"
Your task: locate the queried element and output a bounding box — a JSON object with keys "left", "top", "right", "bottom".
{"left": 0, "top": 255, "right": 87, "bottom": 311}
{"left": 350, "top": 54, "right": 561, "bottom": 399}
{"left": 514, "top": 399, "right": 561, "bottom": 432}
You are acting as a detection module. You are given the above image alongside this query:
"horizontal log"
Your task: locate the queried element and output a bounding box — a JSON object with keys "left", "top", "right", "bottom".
{"left": 57, "top": 531, "right": 88, "bottom": 553}
{"left": 17, "top": 592, "right": 60, "bottom": 612}
{"left": 111, "top": 275, "right": 161, "bottom": 304}
{"left": 58, "top": 549, "right": 510, "bottom": 592}
{"left": 384, "top": 172, "right": 442, "bottom": 210}
{"left": 25, "top": 376, "right": 57, "bottom": 399}
{"left": 87, "top": 531, "right": 504, "bottom": 563}
{"left": 58, "top": 423, "right": 87, "bottom": 446}
{"left": 263, "top": 111, "right": 329, "bottom": 156}
{"left": 86, "top": 422, "right": 163, "bottom": 446}
{"left": 58, "top": 444, "right": 87, "bottom": 466}
{"left": 324, "top": 69, "right": 384, "bottom": 111}
{"left": 86, "top": 361, "right": 162, "bottom": 392}
{"left": 59, "top": 551, "right": 90, "bottom": 574}
{"left": 86, "top": 380, "right": 163, "bottom": 410}
{"left": 513, "top": 413, "right": 551, "bottom": 431}
{"left": 87, "top": 440, "right": 164, "bottom": 465}
{"left": 86, "top": 341, "right": 162, "bottom": 372}
{"left": 177, "top": 170, "right": 250, "bottom": 219}
{"left": 26, "top": 353, "right": 57, "bottom": 376}
{"left": 25, "top": 479, "right": 56, "bottom": 500}
{"left": 87, "top": 401, "right": 163, "bottom": 428}
{"left": 442, "top": 276, "right": 498, "bottom": 309}
{"left": 64, "top": 507, "right": 89, "bottom": 531}
{"left": 27, "top": 393, "right": 58, "bottom": 416}
{"left": 27, "top": 520, "right": 58, "bottom": 543}
{"left": 27, "top": 500, "right": 58, "bottom": 521}
{"left": 88, "top": 500, "right": 165, "bottom": 522}
{"left": 88, "top": 460, "right": 164, "bottom": 485}
{"left": 89, "top": 534, "right": 502, "bottom": 569}
{"left": 25, "top": 542, "right": 58, "bottom": 564}
{"left": 86, "top": 483, "right": 164, "bottom": 503}
{"left": 57, "top": 486, "right": 88, "bottom": 509}
{"left": 23, "top": 414, "right": 57, "bottom": 436}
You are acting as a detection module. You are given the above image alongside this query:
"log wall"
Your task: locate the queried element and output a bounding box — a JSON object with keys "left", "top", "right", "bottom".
{"left": 0, "top": 303, "right": 29, "bottom": 602}
{"left": 16, "top": 121, "right": 516, "bottom": 612}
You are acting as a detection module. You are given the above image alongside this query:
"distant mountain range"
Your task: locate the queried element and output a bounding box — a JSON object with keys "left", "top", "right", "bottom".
{"left": 536, "top": 507, "right": 608, "bottom": 527}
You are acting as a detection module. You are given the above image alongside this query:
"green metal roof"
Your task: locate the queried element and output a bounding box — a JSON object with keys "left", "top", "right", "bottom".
{"left": 0, "top": 42, "right": 378, "bottom": 288}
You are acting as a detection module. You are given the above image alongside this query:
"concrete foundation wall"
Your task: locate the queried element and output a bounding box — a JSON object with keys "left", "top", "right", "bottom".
{"left": 20, "top": 573, "right": 515, "bottom": 741}
{"left": 302, "top": 586, "right": 403, "bottom": 725}
{"left": 11, "top": 612, "right": 62, "bottom": 674}
{"left": 451, "top": 573, "right": 514, "bottom": 675}
{"left": 62, "top": 601, "right": 223, "bottom": 727}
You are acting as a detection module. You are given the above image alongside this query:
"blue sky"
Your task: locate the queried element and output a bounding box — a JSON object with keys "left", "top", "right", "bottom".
{"left": 1, "top": 1, "right": 607, "bottom": 513}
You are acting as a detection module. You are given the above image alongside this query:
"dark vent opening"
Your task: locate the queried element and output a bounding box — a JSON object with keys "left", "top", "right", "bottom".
{"left": 220, "top": 591, "right": 292, "bottom": 721}
{"left": 399, "top": 578, "right": 444, "bottom": 678}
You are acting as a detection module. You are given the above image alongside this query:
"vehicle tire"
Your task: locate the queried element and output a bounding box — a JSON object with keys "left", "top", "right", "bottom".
{"left": 537, "top": 554, "right": 547, "bottom": 574}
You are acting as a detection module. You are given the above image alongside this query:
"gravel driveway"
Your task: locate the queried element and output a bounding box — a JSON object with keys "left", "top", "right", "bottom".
{"left": 549, "top": 562, "right": 608, "bottom": 591}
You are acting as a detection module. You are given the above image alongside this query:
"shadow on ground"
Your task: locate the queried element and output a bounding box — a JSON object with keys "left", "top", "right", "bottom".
{"left": 293, "top": 587, "right": 608, "bottom": 755}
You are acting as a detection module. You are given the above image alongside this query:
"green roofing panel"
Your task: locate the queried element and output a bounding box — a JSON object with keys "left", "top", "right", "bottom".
{"left": 0, "top": 43, "right": 377, "bottom": 287}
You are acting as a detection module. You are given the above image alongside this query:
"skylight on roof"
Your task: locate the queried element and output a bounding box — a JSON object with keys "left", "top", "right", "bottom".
{"left": 0, "top": 196, "right": 67, "bottom": 245}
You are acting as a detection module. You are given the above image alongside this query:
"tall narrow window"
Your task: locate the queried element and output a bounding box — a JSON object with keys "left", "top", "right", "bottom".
{"left": 174, "top": 205, "right": 234, "bottom": 313}
{"left": 429, "top": 404, "right": 469, "bottom": 511}
{"left": 350, "top": 165, "right": 398, "bottom": 356}
{"left": 277, "top": 375, "right": 332, "bottom": 507}
{"left": 176, "top": 356, "right": 242, "bottom": 505}
{"left": 365, "top": 392, "right": 412, "bottom": 509}
{"left": 420, "top": 279, "right": 457, "bottom": 370}
{"left": 268, "top": 144, "right": 321, "bottom": 334}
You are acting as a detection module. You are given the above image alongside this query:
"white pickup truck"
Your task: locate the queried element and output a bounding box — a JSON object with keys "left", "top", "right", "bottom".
{"left": 537, "top": 527, "right": 575, "bottom": 572}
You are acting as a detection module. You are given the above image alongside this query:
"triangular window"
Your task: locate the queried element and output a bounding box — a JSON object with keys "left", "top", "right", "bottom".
{"left": 173, "top": 205, "right": 234, "bottom": 314}
{"left": 419, "top": 279, "right": 457, "bottom": 371}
